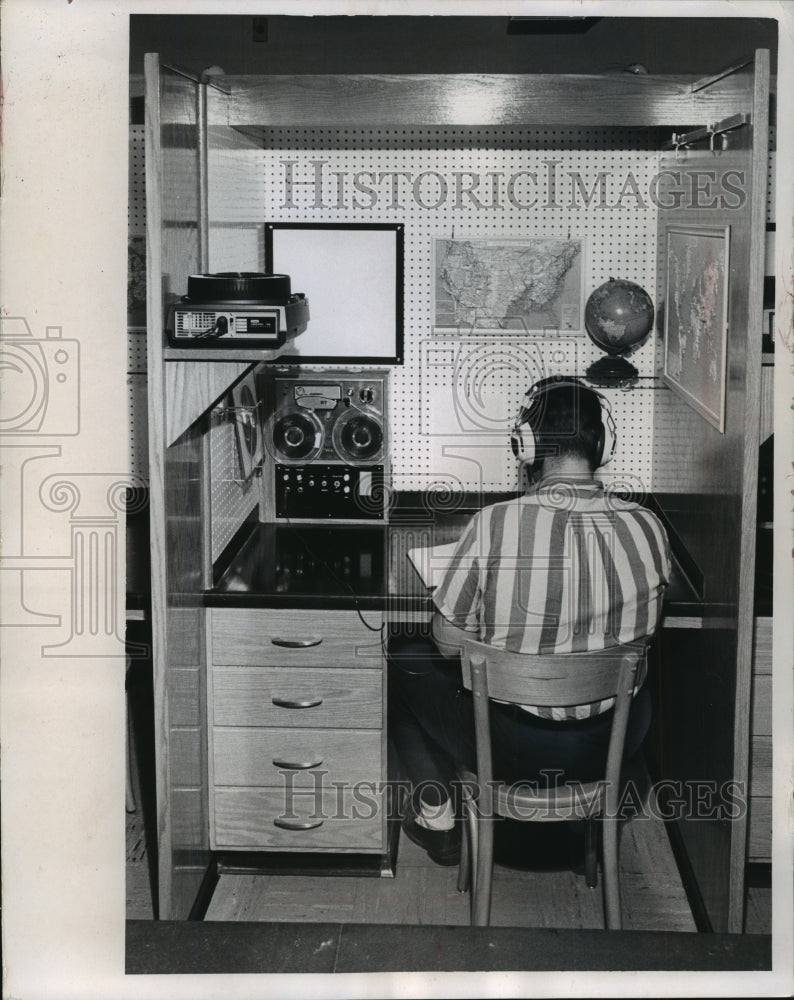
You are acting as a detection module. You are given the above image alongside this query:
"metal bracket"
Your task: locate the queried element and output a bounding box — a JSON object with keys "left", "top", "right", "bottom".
{"left": 669, "top": 113, "right": 751, "bottom": 152}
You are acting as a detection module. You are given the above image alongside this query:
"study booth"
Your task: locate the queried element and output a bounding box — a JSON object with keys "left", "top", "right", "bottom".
{"left": 137, "top": 46, "right": 774, "bottom": 941}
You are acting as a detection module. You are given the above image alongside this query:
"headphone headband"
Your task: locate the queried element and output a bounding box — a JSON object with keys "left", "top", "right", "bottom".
{"left": 510, "top": 376, "right": 616, "bottom": 468}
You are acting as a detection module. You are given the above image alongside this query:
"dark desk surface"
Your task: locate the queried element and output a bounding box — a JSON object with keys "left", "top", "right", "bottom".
{"left": 208, "top": 500, "right": 704, "bottom": 619}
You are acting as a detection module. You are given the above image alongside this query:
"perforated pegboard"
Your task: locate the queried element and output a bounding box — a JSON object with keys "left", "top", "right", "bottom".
{"left": 127, "top": 329, "right": 147, "bottom": 372}
{"left": 127, "top": 330, "right": 148, "bottom": 478}
{"left": 129, "top": 126, "right": 146, "bottom": 236}
{"left": 127, "top": 374, "right": 149, "bottom": 479}
{"left": 208, "top": 404, "right": 260, "bottom": 562}
{"left": 209, "top": 128, "right": 659, "bottom": 490}
{"left": 767, "top": 123, "right": 776, "bottom": 224}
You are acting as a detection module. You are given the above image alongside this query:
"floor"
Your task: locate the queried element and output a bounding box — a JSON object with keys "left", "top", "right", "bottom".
{"left": 127, "top": 763, "right": 699, "bottom": 932}
{"left": 125, "top": 660, "right": 770, "bottom": 935}
{"left": 203, "top": 812, "right": 695, "bottom": 930}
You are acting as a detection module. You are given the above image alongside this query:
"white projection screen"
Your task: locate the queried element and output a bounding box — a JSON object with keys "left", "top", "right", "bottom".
{"left": 265, "top": 222, "right": 404, "bottom": 363}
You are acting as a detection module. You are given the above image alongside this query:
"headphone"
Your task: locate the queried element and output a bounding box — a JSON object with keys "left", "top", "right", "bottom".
{"left": 509, "top": 376, "right": 617, "bottom": 469}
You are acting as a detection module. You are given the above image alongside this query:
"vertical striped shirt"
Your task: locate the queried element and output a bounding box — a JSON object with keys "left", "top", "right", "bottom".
{"left": 432, "top": 479, "right": 672, "bottom": 719}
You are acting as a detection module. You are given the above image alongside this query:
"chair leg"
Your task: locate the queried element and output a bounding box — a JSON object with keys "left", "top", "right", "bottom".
{"left": 584, "top": 817, "right": 598, "bottom": 888}
{"left": 472, "top": 814, "right": 494, "bottom": 927}
{"left": 457, "top": 806, "right": 471, "bottom": 893}
{"left": 602, "top": 816, "right": 622, "bottom": 930}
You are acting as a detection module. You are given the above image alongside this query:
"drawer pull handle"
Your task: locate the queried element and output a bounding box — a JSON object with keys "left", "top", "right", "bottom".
{"left": 271, "top": 637, "right": 323, "bottom": 648}
{"left": 272, "top": 758, "right": 324, "bottom": 770}
{"left": 271, "top": 697, "right": 323, "bottom": 709}
{"left": 273, "top": 817, "right": 324, "bottom": 831}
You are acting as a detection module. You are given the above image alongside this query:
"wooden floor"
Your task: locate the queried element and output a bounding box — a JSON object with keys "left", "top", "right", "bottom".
{"left": 125, "top": 767, "right": 772, "bottom": 934}
{"left": 125, "top": 709, "right": 767, "bottom": 933}
{"left": 204, "top": 807, "right": 697, "bottom": 931}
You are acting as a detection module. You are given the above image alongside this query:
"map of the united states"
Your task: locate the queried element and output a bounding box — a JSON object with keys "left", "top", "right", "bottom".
{"left": 435, "top": 238, "right": 583, "bottom": 331}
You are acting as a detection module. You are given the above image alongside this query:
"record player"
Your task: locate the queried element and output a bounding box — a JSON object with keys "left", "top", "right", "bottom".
{"left": 167, "top": 272, "right": 310, "bottom": 349}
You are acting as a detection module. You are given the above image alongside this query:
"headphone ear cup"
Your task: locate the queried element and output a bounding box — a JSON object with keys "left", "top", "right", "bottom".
{"left": 510, "top": 425, "right": 536, "bottom": 465}
{"left": 598, "top": 398, "right": 617, "bottom": 465}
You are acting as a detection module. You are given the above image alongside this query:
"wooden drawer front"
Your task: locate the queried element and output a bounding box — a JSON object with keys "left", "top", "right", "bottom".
{"left": 212, "top": 668, "right": 382, "bottom": 728}
{"left": 210, "top": 608, "right": 383, "bottom": 668}
{"left": 214, "top": 787, "right": 384, "bottom": 851}
{"left": 751, "top": 674, "right": 772, "bottom": 735}
{"left": 749, "top": 735, "right": 772, "bottom": 797}
{"left": 213, "top": 728, "right": 382, "bottom": 787}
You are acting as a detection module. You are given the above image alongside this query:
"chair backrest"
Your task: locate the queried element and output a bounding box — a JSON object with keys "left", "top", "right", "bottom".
{"left": 459, "top": 635, "right": 646, "bottom": 709}
{"left": 456, "top": 629, "right": 648, "bottom": 803}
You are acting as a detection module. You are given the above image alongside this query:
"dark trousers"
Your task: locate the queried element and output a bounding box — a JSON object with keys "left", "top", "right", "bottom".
{"left": 387, "top": 632, "right": 651, "bottom": 811}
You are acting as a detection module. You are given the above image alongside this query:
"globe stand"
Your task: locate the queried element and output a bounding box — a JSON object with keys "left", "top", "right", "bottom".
{"left": 585, "top": 354, "right": 639, "bottom": 388}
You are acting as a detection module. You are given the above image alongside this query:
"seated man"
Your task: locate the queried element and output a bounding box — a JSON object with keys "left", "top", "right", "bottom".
{"left": 388, "top": 376, "right": 671, "bottom": 865}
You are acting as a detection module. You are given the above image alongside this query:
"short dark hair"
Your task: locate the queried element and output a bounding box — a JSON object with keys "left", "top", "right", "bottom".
{"left": 525, "top": 378, "right": 605, "bottom": 471}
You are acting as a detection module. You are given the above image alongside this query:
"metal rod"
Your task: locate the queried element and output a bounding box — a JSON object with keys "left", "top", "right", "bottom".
{"left": 197, "top": 84, "right": 209, "bottom": 273}
{"left": 161, "top": 61, "right": 231, "bottom": 94}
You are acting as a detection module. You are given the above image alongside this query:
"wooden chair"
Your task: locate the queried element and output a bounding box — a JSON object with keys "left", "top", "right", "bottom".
{"left": 452, "top": 630, "right": 647, "bottom": 929}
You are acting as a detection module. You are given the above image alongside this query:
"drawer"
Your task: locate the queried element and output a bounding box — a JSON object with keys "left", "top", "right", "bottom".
{"left": 213, "top": 786, "right": 385, "bottom": 851}
{"left": 212, "top": 667, "right": 383, "bottom": 728}
{"left": 213, "top": 728, "right": 382, "bottom": 787}
{"left": 210, "top": 607, "right": 384, "bottom": 668}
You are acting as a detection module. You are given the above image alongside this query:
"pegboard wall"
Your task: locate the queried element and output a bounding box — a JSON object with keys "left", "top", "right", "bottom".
{"left": 128, "top": 127, "right": 148, "bottom": 479}
{"left": 129, "top": 125, "right": 146, "bottom": 235}
{"left": 208, "top": 128, "right": 659, "bottom": 492}
{"left": 127, "top": 331, "right": 148, "bottom": 478}
{"left": 130, "top": 121, "right": 777, "bottom": 497}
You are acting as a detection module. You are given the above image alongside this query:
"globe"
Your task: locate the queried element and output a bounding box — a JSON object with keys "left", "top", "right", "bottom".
{"left": 584, "top": 277, "right": 655, "bottom": 384}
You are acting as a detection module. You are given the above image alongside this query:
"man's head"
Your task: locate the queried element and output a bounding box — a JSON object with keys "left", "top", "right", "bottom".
{"left": 510, "top": 376, "right": 615, "bottom": 479}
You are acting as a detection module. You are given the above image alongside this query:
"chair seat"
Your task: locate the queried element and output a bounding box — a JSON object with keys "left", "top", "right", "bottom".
{"left": 458, "top": 768, "right": 605, "bottom": 822}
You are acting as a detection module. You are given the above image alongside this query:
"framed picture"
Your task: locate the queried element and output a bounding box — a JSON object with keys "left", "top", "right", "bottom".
{"left": 432, "top": 235, "right": 585, "bottom": 334}
{"left": 663, "top": 224, "right": 730, "bottom": 433}
{"left": 264, "top": 222, "right": 404, "bottom": 364}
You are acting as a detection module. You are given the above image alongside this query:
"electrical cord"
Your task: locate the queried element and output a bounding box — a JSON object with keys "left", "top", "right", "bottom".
{"left": 197, "top": 316, "right": 229, "bottom": 339}
{"left": 281, "top": 485, "right": 385, "bottom": 633}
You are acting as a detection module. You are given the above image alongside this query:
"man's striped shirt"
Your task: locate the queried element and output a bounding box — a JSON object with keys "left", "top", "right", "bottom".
{"left": 432, "top": 479, "right": 672, "bottom": 720}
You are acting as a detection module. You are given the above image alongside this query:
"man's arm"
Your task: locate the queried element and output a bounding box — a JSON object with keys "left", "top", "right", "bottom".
{"left": 431, "top": 511, "right": 483, "bottom": 637}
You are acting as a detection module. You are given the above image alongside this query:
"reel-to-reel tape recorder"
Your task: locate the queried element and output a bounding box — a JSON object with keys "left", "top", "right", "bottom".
{"left": 263, "top": 370, "right": 389, "bottom": 522}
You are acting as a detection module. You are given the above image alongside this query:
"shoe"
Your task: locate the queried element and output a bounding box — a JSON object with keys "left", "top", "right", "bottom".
{"left": 401, "top": 810, "right": 461, "bottom": 867}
